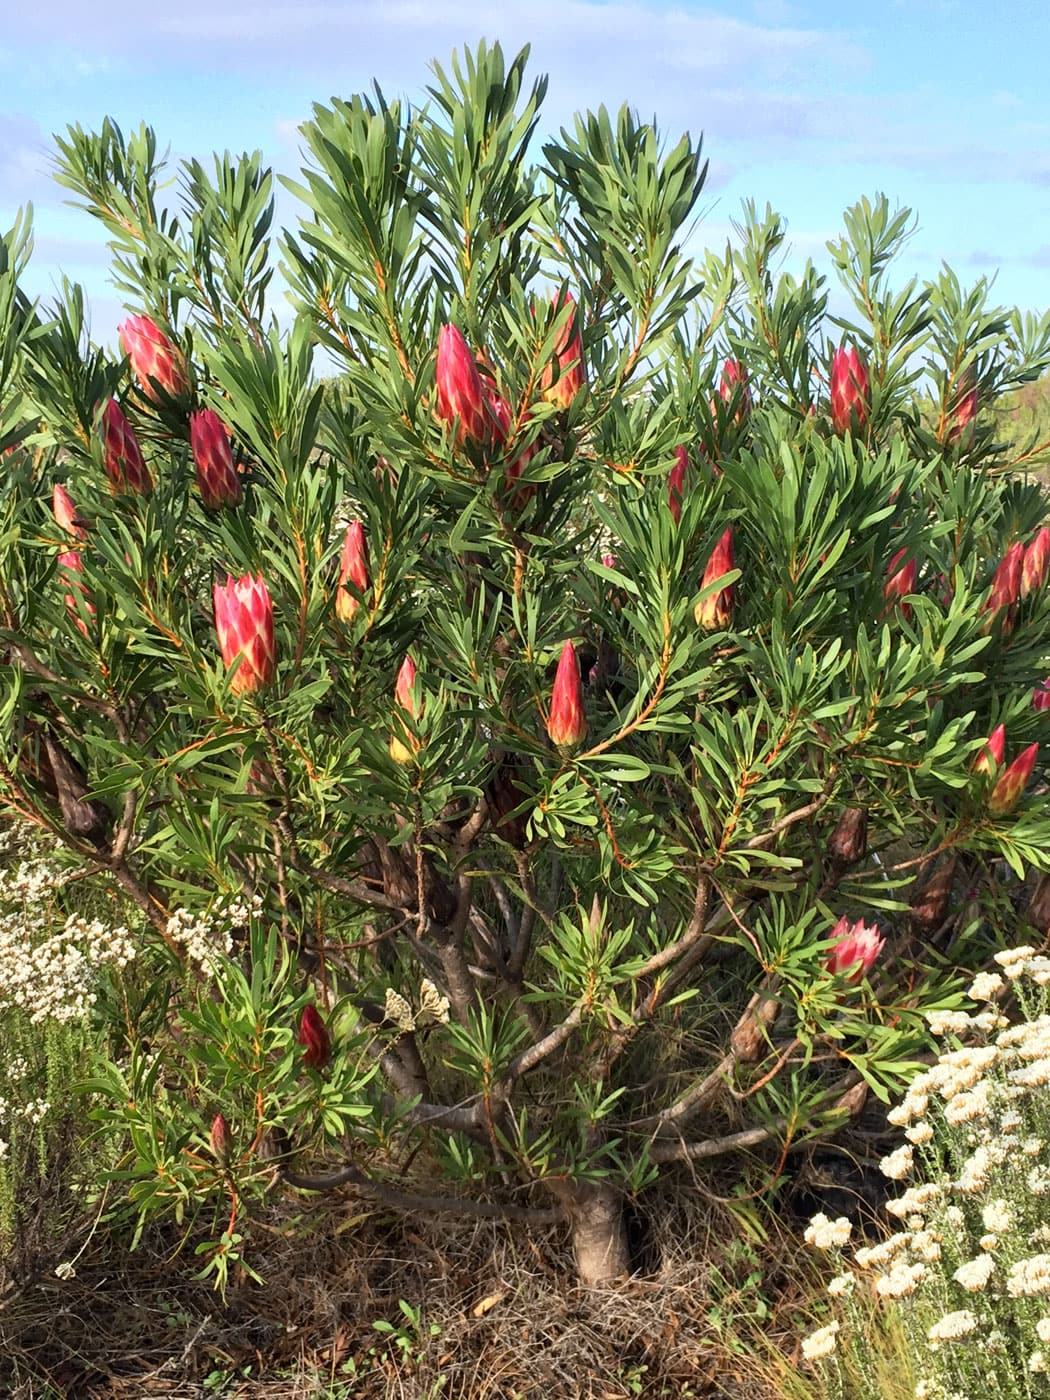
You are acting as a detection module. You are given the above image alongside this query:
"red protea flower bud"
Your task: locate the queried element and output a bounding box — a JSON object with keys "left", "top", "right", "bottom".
{"left": 118, "top": 313, "right": 189, "bottom": 402}
{"left": 1034, "top": 679, "right": 1050, "bottom": 713}
{"left": 297, "top": 1004, "right": 331, "bottom": 1069}
{"left": 988, "top": 742, "right": 1038, "bottom": 815}
{"left": 694, "top": 526, "right": 735, "bottom": 630}
{"left": 717, "top": 357, "right": 751, "bottom": 423}
{"left": 101, "top": 399, "right": 152, "bottom": 496}
{"left": 52, "top": 483, "right": 86, "bottom": 540}
{"left": 484, "top": 383, "right": 536, "bottom": 507}
{"left": 982, "top": 542, "right": 1024, "bottom": 635}
{"left": 1022, "top": 527, "right": 1050, "bottom": 599}
{"left": 390, "top": 654, "right": 421, "bottom": 764}
{"left": 435, "top": 323, "right": 491, "bottom": 446}
{"left": 547, "top": 641, "right": 587, "bottom": 749}
{"left": 830, "top": 345, "right": 870, "bottom": 436}
{"left": 883, "top": 547, "right": 917, "bottom": 619}
{"left": 539, "top": 291, "right": 585, "bottom": 410}
{"left": 973, "top": 722, "right": 1006, "bottom": 778}
{"left": 668, "top": 445, "right": 689, "bottom": 524}
{"left": 827, "top": 807, "right": 868, "bottom": 864}
{"left": 190, "top": 409, "right": 242, "bottom": 510}
{"left": 57, "top": 548, "right": 94, "bottom": 635}
{"left": 943, "top": 365, "right": 977, "bottom": 446}
{"left": 209, "top": 1112, "right": 232, "bottom": 1164}
{"left": 336, "top": 521, "right": 370, "bottom": 622}
{"left": 213, "top": 573, "right": 275, "bottom": 696}
{"left": 824, "top": 915, "right": 885, "bottom": 983}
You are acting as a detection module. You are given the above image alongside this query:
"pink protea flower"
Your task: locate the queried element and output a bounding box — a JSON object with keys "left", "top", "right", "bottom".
{"left": 389, "top": 654, "right": 421, "bottom": 764}
{"left": 988, "top": 742, "right": 1038, "bottom": 815}
{"left": 825, "top": 915, "right": 885, "bottom": 983}
{"left": 213, "top": 573, "right": 275, "bottom": 696}
{"left": 1034, "top": 680, "right": 1050, "bottom": 713}
{"left": 484, "top": 381, "right": 536, "bottom": 506}
{"left": 297, "top": 1004, "right": 331, "bottom": 1069}
{"left": 1022, "top": 527, "right": 1050, "bottom": 599}
{"left": 101, "top": 399, "right": 152, "bottom": 496}
{"left": 52, "top": 483, "right": 86, "bottom": 540}
{"left": 547, "top": 641, "right": 587, "bottom": 749}
{"left": 57, "top": 548, "right": 94, "bottom": 635}
{"left": 336, "top": 521, "right": 370, "bottom": 623}
{"left": 973, "top": 723, "right": 1006, "bottom": 778}
{"left": 982, "top": 542, "right": 1024, "bottom": 635}
{"left": 539, "top": 291, "right": 585, "bottom": 410}
{"left": 190, "top": 409, "right": 241, "bottom": 510}
{"left": 694, "top": 526, "right": 735, "bottom": 630}
{"left": 830, "top": 345, "right": 870, "bottom": 436}
{"left": 943, "top": 365, "right": 978, "bottom": 446}
{"left": 717, "top": 357, "right": 751, "bottom": 423}
{"left": 668, "top": 445, "right": 689, "bottom": 524}
{"left": 209, "top": 1112, "right": 232, "bottom": 1163}
{"left": 434, "top": 323, "right": 491, "bottom": 446}
{"left": 883, "top": 547, "right": 918, "bottom": 619}
{"left": 118, "top": 313, "right": 189, "bottom": 402}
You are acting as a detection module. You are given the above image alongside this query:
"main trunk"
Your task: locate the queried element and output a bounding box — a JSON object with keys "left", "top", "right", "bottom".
{"left": 563, "top": 1181, "right": 631, "bottom": 1286}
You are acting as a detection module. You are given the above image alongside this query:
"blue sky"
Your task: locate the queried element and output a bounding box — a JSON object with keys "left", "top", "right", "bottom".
{"left": 2, "top": 0, "right": 1050, "bottom": 344}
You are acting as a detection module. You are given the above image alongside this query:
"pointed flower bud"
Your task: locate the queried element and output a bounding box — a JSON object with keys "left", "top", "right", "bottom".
{"left": 213, "top": 573, "right": 275, "bottom": 696}
{"left": 209, "top": 1112, "right": 232, "bottom": 1164}
{"left": 694, "top": 527, "right": 735, "bottom": 630}
{"left": 539, "top": 291, "right": 585, "bottom": 410}
{"left": 830, "top": 345, "right": 870, "bottom": 436}
{"left": 973, "top": 723, "right": 1006, "bottom": 778}
{"left": 909, "top": 853, "right": 958, "bottom": 934}
{"left": 57, "top": 548, "right": 94, "bottom": 635}
{"left": 52, "top": 483, "right": 86, "bottom": 540}
{"left": 883, "top": 548, "right": 917, "bottom": 619}
{"left": 190, "top": 409, "right": 242, "bottom": 510}
{"left": 390, "top": 654, "right": 421, "bottom": 764}
{"left": 297, "top": 1004, "right": 331, "bottom": 1069}
{"left": 668, "top": 445, "right": 689, "bottom": 524}
{"left": 336, "top": 520, "right": 370, "bottom": 622}
{"left": 717, "top": 357, "right": 751, "bottom": 423}
{"left": 101, "top": 399, "right": 152, "bottom": 496}
{"left": 988, "top": 742, "right": 1038, "bottom": 815}
{"left": 825, "top": 915, "right": 885, "bottom": 983}
{"left": 1034, "top": 679, "right": 1050, "bottom": 713}
{"left": 982, "top": 542, "right": 1024, "bottom": 634}
{"left": 118, "top": 313, "right": 189, "bottom": 402}
{"left": 943, "top": 365, "right": 977, "bottom": 446}
{"left": 1022, "top": 527, "right": 1050, "bottom": 599}
{"left": 435, "top": 323, "right": 491, "bottom": 446}
{"left": 547, "top": 641, "right": 587, "bottom": 749}
{"left": 827, "top": 807, "right": 868, "bottom": 865}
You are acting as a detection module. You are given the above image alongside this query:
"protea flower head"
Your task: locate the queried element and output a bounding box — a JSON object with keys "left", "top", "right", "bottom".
{"left": 944, "top": 365, "right": 978, "bottom": 445}
{"left": 717, "top": 357, "right": 751, "bottom": 423}
{"left": 988, "top": 742, "right": 1038, "bottom": 815}
{"left": 547, "top": 640, "right": 587, "bottom": 749}
{"left": 1022, "top": 527, "right": 1050, "bottom": 599}
{"left": 827, "top": 807, "right": 868, "bottom": 865}
{"left": 484, "top": 382, "right": 537, "bottom": 506}
{"left": 118, "top": 313, "right": 189, "bottom": 402}
{"left": 982, "top": 542, "right": 1024, "bottom": 634}
{"left": 209, "top": 1112, "right": 231, "bottom": 1163}
{"left": 336, "top": 521, "right": 370, "bottom": 622}
{"left": 213, "top": 573, "right": 275, "bottom": 696}
{"left": 973, "top": 722, "right": 1006, "bottom": 778}
{"left": 435, "top": 323, "right": 491, "bottom": 446}
{"left": 57, "top": 548, "right": 94, "bottom": 635}
{"left": 668, "top": 445, "right": 689, "bottom": 524}
{"left": 830, "top": 345, "right": 870, "bottom": 436}
{"left": 539, "top": 290, "right": 585, "bottom": 410}
{"left": 390, "top": 654, "right": 421, "bottom": 764}
{"left": 101, "top": 399, "right": 152, "bottom": 496}
{"left": 52, "top": 483, "right": 86, "bottom": 540}
{"left": 1034, "top": 679, "right": 1050, "bottom": 713}
{"left": 190, "top": 409, "right": 241, "bottom": 510}
{"left": 883, "top": 547, "right": 917, "bottom": 619}
{"left": 694, "top": 526, "right": 735, "bottom": 630}
{"left": 297, "top": 1004, "right": 331, "bottom": 1069}
{"left": 825, "top": 915, "right": 885, "bottom": 983}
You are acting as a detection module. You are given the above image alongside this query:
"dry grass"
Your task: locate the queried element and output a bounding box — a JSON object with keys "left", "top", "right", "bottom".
{"left": 0, "top": 1174, "right": 819, "bottom": 1400}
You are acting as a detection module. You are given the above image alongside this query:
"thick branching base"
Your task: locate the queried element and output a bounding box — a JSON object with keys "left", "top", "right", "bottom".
{"left": 564, "top": 1182, "right": 631, "bottom": 1286}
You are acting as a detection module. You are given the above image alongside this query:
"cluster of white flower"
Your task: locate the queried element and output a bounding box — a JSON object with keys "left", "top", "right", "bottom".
{"left": 803, "top": 1213, "right": 853, "bottom": 1250}
{"left": 800, "top": 1320, "right": 839, "bottom": 1361}
{"left": 0, "top": 908, "right": 136, "bottom": 1023}
{"left": 165, "top": 894, "right": 262, "bottom": 975}
{"left": 800, "top": 945, "right": 1050, "bottom": 1392}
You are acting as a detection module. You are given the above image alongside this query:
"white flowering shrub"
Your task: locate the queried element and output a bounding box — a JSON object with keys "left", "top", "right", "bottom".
{"left": 801, "top": 947, "right": 1050, "bottom": 1399}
